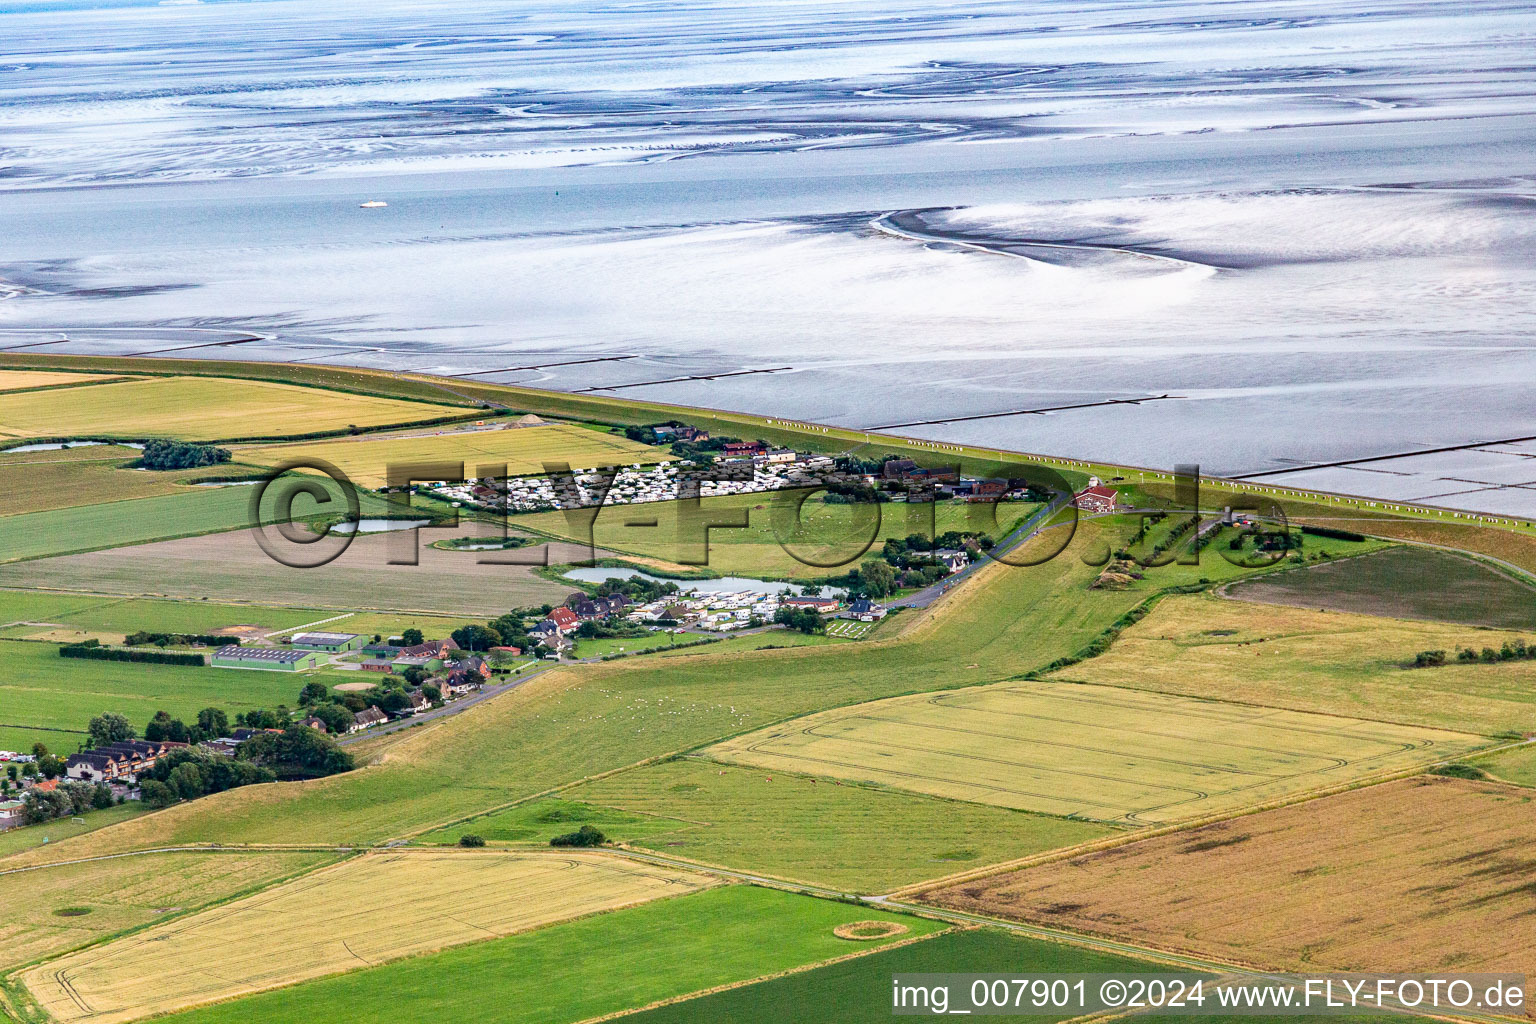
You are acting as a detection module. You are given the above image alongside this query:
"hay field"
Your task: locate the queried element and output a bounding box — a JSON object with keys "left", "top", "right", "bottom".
{"left": 22, "top": 850, "right": 715, "bottom": 1024}
{"left": 154, "top": 885, "right": 941, "bottom": 1024}
{"left": 0, "top": 850, "right": 336, "bottom": 972}
{"left": 707, "top": 681, "right": 1483, "bottom": 825}
{"left": 1049, "top": 594, "right": 1536, "bottom": 736}
{"left": 244, "top": 422, "right": 670, "bottom": 487}
{"left": 1227, "top": 546, "right": 1536, "bottom": 629}
{"left": 0, "top": 370, "right": 123, "bottom": 392}
{"left": 0, "top": 376, "right": 459, "bottom": 441}
{"left": 0, "top": 524, "right": 581, "bottom": 615}
{"left": 925, "top": 777, "right": 1536, "bottom": 982}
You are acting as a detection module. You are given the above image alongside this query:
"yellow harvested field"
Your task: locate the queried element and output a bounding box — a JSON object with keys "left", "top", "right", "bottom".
{"left": 925, "top": 777, "right": 1536, "bottom": 984}
{"left": 0, "top": 376, "right": 460, "bottom": 440}
{"left": 0, "top": 369, "right": 124, "bottom": 392}
{"left": 1048, "top": 594, "right": 1536, "bottom": 736}
{"left": 0, "top": 850, "right": 336, "bottom": 973}
{"left": 243, "top": 422, "right": 672, "bottom": 487}
{"left": 707, "top": 680, "right": 1484, "bottom": 825}
{"left": 22, "top": 850, "right": 716, "bottom": 1024}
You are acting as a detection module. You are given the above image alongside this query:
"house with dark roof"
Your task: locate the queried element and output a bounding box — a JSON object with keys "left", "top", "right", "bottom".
{"left": 349, "top": 707, "right": 387, "bottom": 733}
{"left": 299, "top": 716, "right": 328, "bottom": 732}
{"left": 848, "top": 598, "right": 887, "bottom": 621}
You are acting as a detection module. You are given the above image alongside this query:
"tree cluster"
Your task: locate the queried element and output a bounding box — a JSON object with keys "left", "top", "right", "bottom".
{"left": 136, "top": 439, "right": 233, "bottom": 470}
{"left": 237, "top": 724, "right": 355, "bottom": 780}
{"left": 22, "top": 780, "right": 113, "bottom": 824}
{"left": 1451, "top": 641, "right": 1536, "bottom": 665}
{"left": 549, "top": 824, "right": 606, "bottom": 847}
{"left": 61, "top": 641, "right": 204, "bottom": 666}
{"left": 125, "top": 631, "right": 235, "bottom": 648}
{"left": 773, "top": 607, "right": 825, "bottom": 634}
{"left": 139, "top": 747, "right": 275, "bottom": 808}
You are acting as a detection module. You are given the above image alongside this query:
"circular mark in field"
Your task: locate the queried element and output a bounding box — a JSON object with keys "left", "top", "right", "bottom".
{"left": 53, "top": 907, "right": 93, "bottom": 917}
{"left": 833, "top": 920, "right": 908, "bottom": 941}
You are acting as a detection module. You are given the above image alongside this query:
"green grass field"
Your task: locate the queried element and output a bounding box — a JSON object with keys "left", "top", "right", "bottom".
{"left": 0, "top": 591, "right": 322, "bottom": 637}
{"left": 243, "top": 422, "right": 671, "bottom": 487}
{"left": 708, "top": 680, "right": 1484, "bottom": 825}
{"left": 516, "top": 495, "right": 1038, "bottom": 578}
{"left": 620, "top": 926, "right": 1177, "bottom": 1024}
{"left": 572, "top": 631, "right": 689, "bottom": 658}
{"left": 0, "top": 640, "right": 308, "bottom": 739}
{"left": 0, "top": 455, "right": 273, "bottom": 518}
{"left": 1480, "top": 744, "right": 1536, "bottom": 786}
{"left": 0, "top": 487, "right": 266, "bottom": 563}
{"left": 0, "top": 375, "right": 461, "bottom": 442}
{"left": 154, "top": 885, "right": 944, "bottom": 1024}
{"left": 1226, "top": 545, "right": 1536, "bottom": 629}
{"left": 417, "top": 798, "right": 693, "bottom": 847}
{"left": 562, "top": 759, "right": 1114, "bottom": 890}
{"left": 0, "top": 803, "right": 149, "bottom": 859}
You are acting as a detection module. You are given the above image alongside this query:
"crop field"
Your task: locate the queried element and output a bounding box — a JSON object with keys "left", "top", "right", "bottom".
{"left": 562, "top": 759, "right": 1115, "bottom": 891}
{"left": 707, "top": 681, "right": 1484, "bottom": 825}
{"left": 0, "top": 375, "right": 461, "bottom": 441}
{"left": 0, "top": 591, "right": 322, "bottom": 638}
{"left": 1049, "top": 594, "right": 1536, "bottom": 736}
{"left": 0, "top": 451, "right": 189, "bottom": 517}
{"left": 0, "top": 639, "right": 309, "bottom": 737}
{"left": 21, "top": 850, "right": 717, "bottom": 1024}
{"left": 515, "top": 494, "right": 1039, "bottom": 579}
{"left": 925, "top": 777, "right": 1536, "bottom": 985}
{"left": 0, "top": 370, "right": 126, "bottom": 392}
{"left": 0, "top": 850, "right": 336, "bottom": 973}
{"left": 0, "top": 523, "right": 579, "bottom": 615}
{"left": 153, "top": 885, "right": 942, "bottom": 1024}
{"left": 0, "top": 531, "right": 1272, "bottom": 862}
{"left": 243, "top": 422, "right": 671, "bottom": 487}
{"left": 0, "top": 486, "right": 272, "bottom": 563}
{"left": 1226, "top": 545, "right": 1536, "bottom": 629}
{"left": 621, "top": 927, "right": 1175, "bottom": 1024}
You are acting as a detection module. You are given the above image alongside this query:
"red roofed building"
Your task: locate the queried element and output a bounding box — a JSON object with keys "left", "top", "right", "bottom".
{"left": 1073, "top": 483, "right": 1119, "bottom": 515}
{"left": 546, "top": 607, "right": 580, "bottom": 634}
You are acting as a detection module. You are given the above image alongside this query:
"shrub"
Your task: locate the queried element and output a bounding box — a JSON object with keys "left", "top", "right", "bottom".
{"left": 1429, "top": 763, "right": 1487, "bottom": 780}
{"left": 458, "top": 834, "right": 486, "bottom": 848}
{"left": 1410, "top": 650, "right": 1447, "bottom": 668}
{"left": 549, "top": 824, "right": 606, "bottom": 848}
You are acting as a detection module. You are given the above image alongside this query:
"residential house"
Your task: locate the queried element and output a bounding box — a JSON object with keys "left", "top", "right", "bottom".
{"left": 0, "top": 799, "right": 24, "bottom": 831}
{"left": 882, "top": 458, "right": 918, "bottom": 480}
{"left": 848, "top": 598, "right": 887, "bottom": 621}
{"left": 349, "top": 707, "right": 387, "bottom": 733}
{"left": 931, "top": 549, "right": 969, "bottom": 572}
{"left": 569, "top": 597, "right": 600, "bottom": 620}
{"left": 1073, "top": 482, "right": 1119, "bottom": 515}
{"left": 545, "top": 607, "right": 580, "bottom": 634}
{"left": 299, "top": 716, "right": 328, "bottom": 732}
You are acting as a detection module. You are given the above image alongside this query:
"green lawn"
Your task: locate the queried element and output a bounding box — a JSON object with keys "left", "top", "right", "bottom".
{"left": 621, "top": 926, "right": 1180, "bottom": 1024}
{"left": 156, "top": 885, "right": 944, "bottom": 1024}
{"left": 416, "top": 798, "right": 692, "bottom": 847}
{"left": 0, "top": 640, "right": 306, "bottom": 737}
{"left": 1480, "top": 744, "right": 1536, "bottom": 787}
{"left": 573, "top": 631, "right": 687, "bottom": 659}
{"left": 0, "top": 802, "right": 150, "bottom": 860}
{"left": 1227, "top": 545, "right": 1536, "bottom": 629}
{"left": 564, "top": 759, "right": 1114, "bottom": 891}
